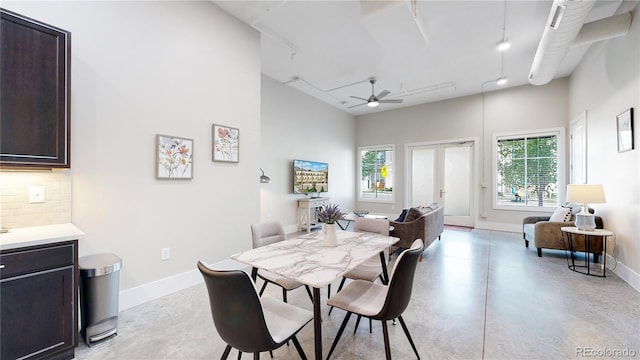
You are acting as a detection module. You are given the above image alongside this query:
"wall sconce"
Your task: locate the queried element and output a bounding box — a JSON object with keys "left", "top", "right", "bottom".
{"left": 260, "top": 168, "right": 271, "bottom": 183}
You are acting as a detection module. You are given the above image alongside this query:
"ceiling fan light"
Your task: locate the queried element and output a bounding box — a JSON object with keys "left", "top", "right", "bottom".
{"left": 368, "top": 100, "right": 379, "bottom": 107}
{"left": 497, "top": 41, "right": 511, "bottom": 51}
{"left": 496, "top": 77, "right": 508, "bottom": 85}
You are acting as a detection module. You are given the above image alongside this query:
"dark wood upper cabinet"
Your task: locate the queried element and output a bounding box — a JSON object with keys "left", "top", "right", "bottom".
{"left": 1, "top": 9, "right": 71, "bottom": 168}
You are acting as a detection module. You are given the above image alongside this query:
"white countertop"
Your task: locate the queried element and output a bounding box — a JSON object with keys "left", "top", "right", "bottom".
{"left": 0, "top": 223, "right": 84, "bottom": 251}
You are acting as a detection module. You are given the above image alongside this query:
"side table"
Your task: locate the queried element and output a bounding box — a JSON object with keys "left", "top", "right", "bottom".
{"left": 560, "top": 227, "right": 613, "bottom": 277}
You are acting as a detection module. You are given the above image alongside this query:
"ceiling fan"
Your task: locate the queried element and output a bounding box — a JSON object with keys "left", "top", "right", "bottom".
{"left": 349, "top": 79, "right": 403, "bottom": 108}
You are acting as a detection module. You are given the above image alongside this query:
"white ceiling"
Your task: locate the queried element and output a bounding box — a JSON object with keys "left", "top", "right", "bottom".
{"left": 213, "top": 0, "right": 624, "bottom": 115}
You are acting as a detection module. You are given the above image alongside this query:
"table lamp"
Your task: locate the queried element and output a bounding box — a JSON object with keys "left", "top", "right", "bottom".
{"left": 566, "top": 184, "right": 606, "bottom": 231}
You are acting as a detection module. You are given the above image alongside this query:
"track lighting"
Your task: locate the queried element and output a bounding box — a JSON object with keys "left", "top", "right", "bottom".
{"left": 496, "top": 77, "right": 508, "bottom": 85}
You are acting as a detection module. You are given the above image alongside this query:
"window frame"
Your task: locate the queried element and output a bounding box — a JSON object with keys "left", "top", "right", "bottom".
{"left": 492, "top": 127, "right": 565, "bottom": 212}
{"left": 357, "top": 144, "right": 395, "bottom": 203}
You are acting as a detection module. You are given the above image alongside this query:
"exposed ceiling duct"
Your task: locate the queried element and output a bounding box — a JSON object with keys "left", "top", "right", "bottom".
{"left": 529, "top": 0, "right": 633, "bottom": 86}
{"left": 529, "top": 0, "right": 596, "bottom": 86}
{"left": 573, "top": 11, "right": 632, "bottom": 46}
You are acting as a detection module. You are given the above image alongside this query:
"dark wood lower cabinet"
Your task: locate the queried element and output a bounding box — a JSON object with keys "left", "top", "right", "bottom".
{"left": 1, "top": 241, "right": 78, "bottom": 360}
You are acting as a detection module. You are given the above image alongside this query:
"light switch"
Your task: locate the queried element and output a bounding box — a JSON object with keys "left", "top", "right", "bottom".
{"left": 29, "top": 186, "right": 45, "bottom": 203}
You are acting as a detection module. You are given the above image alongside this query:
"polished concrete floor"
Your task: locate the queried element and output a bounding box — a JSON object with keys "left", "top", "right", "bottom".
{"left": 75, "top": 229, "right": 640, "bottom": 359}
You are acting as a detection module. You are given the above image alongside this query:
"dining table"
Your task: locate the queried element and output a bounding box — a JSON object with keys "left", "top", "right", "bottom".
{"left": 231, "top": 229, "right": 398, "bottom": 360}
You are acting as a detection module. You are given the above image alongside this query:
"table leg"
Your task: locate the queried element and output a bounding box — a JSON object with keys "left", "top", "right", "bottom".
{"left": 313, "top": 287, "right": 322, "bottom": 360}
{"left": 251, "top": 267, "right": 258, "bottom": 282}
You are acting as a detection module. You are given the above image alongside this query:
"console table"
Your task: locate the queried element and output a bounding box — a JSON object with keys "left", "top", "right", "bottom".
{"left": 298, "top": 197, "right": 329, "bottom": 232}
{"left": 561, "top": 227, "right": 613, "bottom": 277}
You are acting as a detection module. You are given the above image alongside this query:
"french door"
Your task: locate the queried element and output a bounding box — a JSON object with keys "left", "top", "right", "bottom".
{"left": 407, "top": 141, "right": 474, "bottom": 227}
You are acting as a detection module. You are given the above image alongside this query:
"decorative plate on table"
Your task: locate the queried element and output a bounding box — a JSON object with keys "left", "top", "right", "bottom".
{"left": 353, "top": 210, "right": 369, "bottom": 217}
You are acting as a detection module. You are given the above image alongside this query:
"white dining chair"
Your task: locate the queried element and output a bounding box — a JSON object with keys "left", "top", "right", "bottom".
{"left": 251, "top": 221, "right": 313, "bottom": 302}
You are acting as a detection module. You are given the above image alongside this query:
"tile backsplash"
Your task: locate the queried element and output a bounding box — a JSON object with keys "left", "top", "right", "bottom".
{"left": 0, "top": 170, "right": 72, "bottom": 229}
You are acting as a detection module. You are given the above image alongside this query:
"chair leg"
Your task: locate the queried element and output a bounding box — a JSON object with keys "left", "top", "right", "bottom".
{"left": 353, "top": 314, "right": 361, "bottom": 334}
{"left": 524, "top": 239, "right": 529, "bottom": 248}
{"left": 253, "top": 353, "right": 259, "bottom": 360}
{"left": 369, "top": 318, "right": 372, "bottom": 333}
{"left": 398, "top": 316, "right": 420, "bottom": 359}
{"left": 282, "top": 288, "right": 287, "bottom": 303}
{"left": 221, "top": 345, "right": 232, "bottom": 360}
{"left": 327, "top": 284, "right": 331, "bottom": 299}
{"left": 326, "top": 312, "right": 353, "bottom": 360}
{"left": 381, "top": 320, "right": 392, "bottom": 360}
{"left": 537, "top": 248, "right": 542, "bottom": 257}
{"left": 237, "top": 350, "right": 242, "bottom": 359}
{"left": 305, "top": 285, "right": 314, "bottom": 302}
{"left": 291, "top": 335, "right": 308, "bottom": 360}
{"left": 259, "top": 281, "right": 268, "bottom": 296}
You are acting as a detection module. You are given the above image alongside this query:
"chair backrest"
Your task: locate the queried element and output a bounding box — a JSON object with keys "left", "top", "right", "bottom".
{"left": 353, "top": 217, "right": 390, "bottom": 235}
{"left": 374, "top": 239, "right": 423, "bottom": 321}
{"left": 251, "top": 221, "right": 286, "bottom": 248}
{"left": 197, "top": 262, "right": 276, "bottom": 353}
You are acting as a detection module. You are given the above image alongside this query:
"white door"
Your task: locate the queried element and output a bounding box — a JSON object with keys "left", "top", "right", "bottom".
{"left": 408, "top": 141, "right": 474, "bottom": 227}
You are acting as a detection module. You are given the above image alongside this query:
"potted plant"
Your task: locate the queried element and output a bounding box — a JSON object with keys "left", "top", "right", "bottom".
{"left": 316, "top": 203, "right": 345, "bottom": 246}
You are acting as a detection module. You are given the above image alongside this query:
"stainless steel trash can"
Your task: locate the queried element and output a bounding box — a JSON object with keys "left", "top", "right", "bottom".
{"left": 79, "top": 253, "right": 122, "bottom": 346}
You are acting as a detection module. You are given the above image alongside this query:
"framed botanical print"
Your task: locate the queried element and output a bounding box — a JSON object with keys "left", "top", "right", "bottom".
{"left": 156, "top": 134, "right": 193, "bottom": 179}
{"left": 213, "top": 124, "right": 239, "bottom": 162}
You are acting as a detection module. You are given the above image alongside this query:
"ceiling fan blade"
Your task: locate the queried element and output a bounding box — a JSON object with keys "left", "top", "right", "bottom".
{"left": 350, "top": 96, "right": 369, "bottom": 101}
{"left": 379, "top": 99, "right": 403, "bottom": 104}
{"left": 348, "top": 102, "right": 368, "bottom": 109}
{"left": 376, "top": 90, "right": 390, "bottom": 99}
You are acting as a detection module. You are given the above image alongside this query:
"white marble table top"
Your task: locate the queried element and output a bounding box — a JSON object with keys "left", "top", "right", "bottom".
{"left": 231, "top": 230, "right": 398, "bottom": 288}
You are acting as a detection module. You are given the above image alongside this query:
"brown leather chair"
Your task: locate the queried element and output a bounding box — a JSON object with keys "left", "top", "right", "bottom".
{"left": 197, "top": 262, "right": 313, "bottom": 359}
{"left": 326, "top": 239, "right": 424, "bottom": 360}
{"left": 523, "top": 210, "right": 604, "bottom": 261}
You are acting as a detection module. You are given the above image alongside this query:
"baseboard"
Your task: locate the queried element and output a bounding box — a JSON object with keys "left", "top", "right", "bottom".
{"left": 606, "top": 254, "right": 640, "bottom": 293}
{"left": 474, "top": 220, "right": 521, "bottom": 233}
{"left": 118, "top": 259, "right": 250, "bottom": 311}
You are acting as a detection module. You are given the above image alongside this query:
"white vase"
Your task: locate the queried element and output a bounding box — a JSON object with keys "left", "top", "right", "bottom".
{"left": 323, "top": 223, "right": 338, "bottom": 247}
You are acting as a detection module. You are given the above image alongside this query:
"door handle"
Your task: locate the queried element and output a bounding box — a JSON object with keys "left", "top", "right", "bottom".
{"left": 440, "top": 190, "right": 445, "bottom": 197}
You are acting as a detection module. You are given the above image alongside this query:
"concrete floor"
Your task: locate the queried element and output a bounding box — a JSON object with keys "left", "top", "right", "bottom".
{"left": 75, "top": 229, "right": 640, "bottom": 359}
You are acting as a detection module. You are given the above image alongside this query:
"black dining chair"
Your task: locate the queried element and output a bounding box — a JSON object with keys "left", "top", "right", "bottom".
{"left": 197, "top": 262, "right": 313, "bottom": 359}
{"left": 251, "top": 221, "right": 313, "bottom": 302}
{"left": 325, "top": 239, "right": 424, "bottom": 360}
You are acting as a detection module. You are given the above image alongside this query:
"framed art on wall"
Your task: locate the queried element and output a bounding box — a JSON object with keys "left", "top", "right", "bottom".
{"left": 617, "top": 108, "right": 634, "bottom": 153}
{"left": 213, "top": 124, "right": 239, "bottom": 162}
{"left": 156, "top": 134, "right": 193, "bottom": 179}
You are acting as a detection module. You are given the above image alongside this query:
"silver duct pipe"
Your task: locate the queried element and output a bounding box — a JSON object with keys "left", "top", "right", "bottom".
{"left": 529, "top": 0, "right": 596, "bottom": 86}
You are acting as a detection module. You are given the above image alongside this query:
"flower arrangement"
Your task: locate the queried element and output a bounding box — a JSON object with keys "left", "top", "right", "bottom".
{"left": 316, "top": 203, "right": 346, "bottom": 224}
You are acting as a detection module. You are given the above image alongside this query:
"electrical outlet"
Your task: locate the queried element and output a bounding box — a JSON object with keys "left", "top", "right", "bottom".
{"left": 29, "top": 186, "right": 45, "bottom": 203}
{"left": 161, "top": 247, "right": 170, "bottom": 261}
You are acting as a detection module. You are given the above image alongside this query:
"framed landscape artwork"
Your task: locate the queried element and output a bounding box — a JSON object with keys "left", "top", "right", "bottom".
{"left": 213, "top": 124, "right": 239, "bottom": 162}
{"left": 156, "top": 134, "right": 193, "bottom": 179}
{"left": 617, "top": 108, "right": 634, "bottom": 153}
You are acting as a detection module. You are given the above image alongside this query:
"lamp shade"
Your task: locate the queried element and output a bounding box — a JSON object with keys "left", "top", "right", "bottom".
{"left": 566, "top": 184, "right": 606, "bottom": 204}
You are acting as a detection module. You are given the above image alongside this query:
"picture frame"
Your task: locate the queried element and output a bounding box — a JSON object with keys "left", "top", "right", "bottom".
{"left": 156, "top": 134, "right": 193, "bottom": 179}
{"left": 212, "top": 124, "right": 239, "bottom": 162}
{"left": 617, "top": 108, "right": 634, "bottom": 153}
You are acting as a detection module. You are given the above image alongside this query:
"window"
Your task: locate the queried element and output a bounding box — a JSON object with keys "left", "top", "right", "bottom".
{"left": 494, "top": 128, "right": 565, "bottom": 209}
{"left": 358, "top": 145, "right": 394, "bottom": 202}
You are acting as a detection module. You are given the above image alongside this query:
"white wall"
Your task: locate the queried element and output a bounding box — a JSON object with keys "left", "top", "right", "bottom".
{"left": 260, "top": 75, "right": 356, "bottom": 232}
{"left": 3, "top": 1, "right": 262, "bottom": 303}
{"left": 568, "top": 4, "right": 640, "bottom": 289}
{"left": 355, "top": 79, "right": 569, "bottom": 230}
